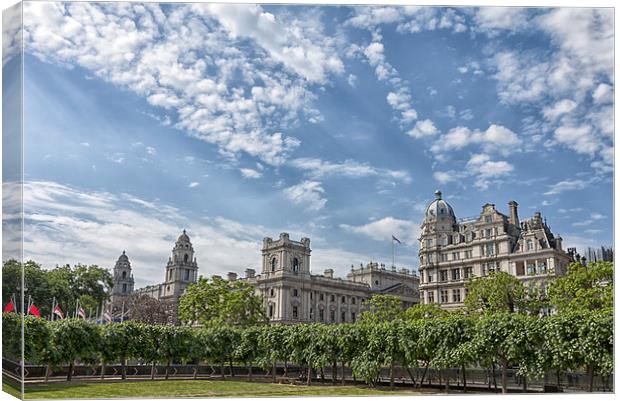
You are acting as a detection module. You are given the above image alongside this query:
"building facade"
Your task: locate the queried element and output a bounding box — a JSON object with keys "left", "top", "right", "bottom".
{"left": 111, "top": 230, "right": 199, "bottom": 322}
{"left": 418, "top": 190, "right": 571, "bottom": 310}
{"left": 239, "top": 232, "right": 420, "bottom": 323}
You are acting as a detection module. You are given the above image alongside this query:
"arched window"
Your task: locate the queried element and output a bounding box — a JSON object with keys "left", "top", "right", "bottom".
{"left": 122, "top": 271, "right": 127, "bottom": 279}
{"left": 184, "top": 254, "right": 189, "bottom": 263}
{"left": 292, "top": 258, "right": 299, "bottom": 272}
{"left": 271, "top": 257, "right": 277, "bottom": 272}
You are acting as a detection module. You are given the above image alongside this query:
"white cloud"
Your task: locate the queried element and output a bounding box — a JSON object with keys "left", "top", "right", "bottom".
{"left": 542, "top": 99, "right": 577, "bottom": 121}
{"left": 465, "top": 153, "right": 514, "bottom": 190}
{"left": 239, "top": 168, "right": 262, "bottom": 179}
{"left": 22, "top": 2, "right": 343, "bottom": 167}
{"left": 474, "top": 7, "right": 530, "bottom": 34}
{"left": 290, "top": 158, "right": 411, "bottom": 184}
{"left": 592, "top": 83, "right": 613, "bottom": 104}
{"left": 188, "top": 182, "right": 200, "bottom": 188}
{"left": 340, "top": 216, "right": 419, "bottom": 245}
{"left": 431, "top": 124, "right": 520, "bottom": 155}
{"left": 407, "top": 119, "right": 438, "bottom": 139}
{"left": 80, "top": 142, "right": 90, "bottom": 147}
{"left": 283, "top": 180, "right": 327, "bottom": 211}
{"left": 544, "top": 178, "right": 592, "bottom": 196}
{"left": 554, "top": 124, "right": 599, "bottom": 156}
{"left": 347, "top": 73, "right": 357, "bottom": 87}
{"left": 433, "top": 171, "right": 456, "bottom": 184}
{"left": 145, "top": 146, "right": 157, "bottom": 156}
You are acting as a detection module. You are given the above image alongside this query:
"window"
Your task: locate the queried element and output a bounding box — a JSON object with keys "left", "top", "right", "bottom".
{"left": 330, "top": 294, "right": 335, "bottom": 302}
{"left": 320, "top": 293, "right": 324, "bottom": 301}
{"left": 341, "top": 311, "right": 346, "bottom": 323}
{"left": 351, "top": 312, "right": 356, "bottom": 322}
{"left": 341, "top": 296, "right": 346, "bottom": 303}
{"left": 452, "top": 269, "right": 460, "bottom": 281}
{"left": 453, "top": 235, "right": 460, "bottom": 244}
{"left": 293, "top": 289, "right": 298, "bottom": 297}
{"left": 292, "top": 306, "right": 298, "bottom": 319}
{"left": 271, "top": 258, "right": 277, "bottom": 272}
{"left": 184, "top": 254, "right": 189, "bottom": 263}
{"left": 428, "top": 272, "right": 434, "bottom": 283}
{"left": 464, "top": 250, "right": 472, "bottom": 259}
{"left": 441, "top": 236, "right": 449, "bottom": 246}
{"left": 452, "top": 289, "right": 461, "bottom": 303}
{"left": 516, "top": 261, "right": 525, "bottom": 276}
{"left": 440, "top": 270, "right": 448, "bottom": 282}
{"left": 351, "top": 297, "right": 356, "bottom": 305}
{"left": 428, "top": 291, "right": 435, "bottom": 303}
{"left": 122, "top": 283, "right": 127, "bottom": 293}
{"left": 292, "top": 258, "right": 299, "bottom": 272}
{"left": 486, "top": 243, "right": 495, "bottom": 256}
{"left": 465, "top": 232, "right": 472, "bottom": 242}
{"left": 527, "top": 240, "right": 534, "bottom": 251}
{"left": 538, "top": 262, "right": 547, "bottom": 274}
{"left": 374, "top": 280, "right": 379, "bottom": 285}
{"left": 330, "top": 310, "right": 335, "bottom": 322}
{"left": 485, "top": 229, "right": 492, "bottom": 237}
{"left": 184, "top": 269, "right": 190, "bottom": 280}
{"left": 168, "top": 270, "right": 173, "bottom": 280}
{"left": 452, "top": 252, "right": 460, "bottom": 260}
{"left": 122, "top": 271, "right": 127, "bottom": 279}
{"left": 426, "top": 239, "right": 433, "bottom": 247}
{"left": 440, "top": 290, "right": 449, "bottom": 303}
{"left": 270, "top": 288, "right": 275, "bottom": 297}
{"left": 310, "top": 308, "right": 314, "bottom": 320}
{"left": 465, "top": 266, "right": 473, "bottom": 279}
{"left": 319, "top": 309, "right": 324, "bottom": 322}
{"left": 441, "top": 253, "right": 448, "bottom": 262}
{"left": 420, "top": 255, "right": 424, "bottom": 265}
{"left": 268, "top": 304, "right": 274, "bottom": 318}
{"left": 310, "top": 292, "right": 313, "bottom": 300}
{"left": 527, "top": 263, "right": 535, "bottom": 275}
{"left": 485, "top": 215, "right": 493, "bottom": 223}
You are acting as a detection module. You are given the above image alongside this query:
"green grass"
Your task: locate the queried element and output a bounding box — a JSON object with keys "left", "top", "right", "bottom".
{"left": 20, "top": 378, "right": 431, "bottom": 399}
{"left": 3, "top": 378, "right": 22, "bottom": 399}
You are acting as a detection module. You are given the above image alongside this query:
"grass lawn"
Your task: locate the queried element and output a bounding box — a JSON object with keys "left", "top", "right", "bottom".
{"left": 3, "top": 378, "right": 22, "bottom": 399}
{"left": 14, "top": 378, "right": 432, "bottom": 399}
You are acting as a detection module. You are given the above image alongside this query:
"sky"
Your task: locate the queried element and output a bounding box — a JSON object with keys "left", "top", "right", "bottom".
{"left": 2, "top": 2, "right": 614, "bottom": 288}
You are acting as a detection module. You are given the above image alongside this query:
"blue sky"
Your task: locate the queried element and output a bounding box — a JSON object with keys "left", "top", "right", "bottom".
{"left": 4, "top": 3, "right": 613, "bottom": 287}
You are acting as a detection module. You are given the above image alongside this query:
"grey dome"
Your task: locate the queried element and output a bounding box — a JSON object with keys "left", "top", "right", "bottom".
{"left": 177, "top": 229, "right": 190, "bottom": 243}
{"left": 425, "top": 190, "right": 455, "bottom": 221}
{"left": 117, "top": 250, "right": 129, "bottom": 262}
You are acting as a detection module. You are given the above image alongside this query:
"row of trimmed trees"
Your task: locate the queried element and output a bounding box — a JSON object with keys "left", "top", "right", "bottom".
{"left": 3, "top": 307, "right": 612, "bottom": 392}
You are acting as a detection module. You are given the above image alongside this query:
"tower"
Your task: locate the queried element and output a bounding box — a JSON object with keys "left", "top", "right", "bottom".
{"left": 111, "top": 250, "right": 134, "bottom": 297}
{"left": 162, "top": 229, "right": 199, "bottom": 298}
{"left": 261, "top": 233, "right": 311, "bottom": 274}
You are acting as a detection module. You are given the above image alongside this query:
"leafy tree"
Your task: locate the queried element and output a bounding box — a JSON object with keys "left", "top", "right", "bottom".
{"left": 49, "top": 318, "right": 100, "bottom": 381}
{"left": 72, "top": 264, "right": 113, "bottom": 313}
{"left": 2, "top": 312, "right": 22, "bottom": 361}
{"left": 202, "top": 324, "right": 238, "bottom": 378}
{"left": 233, "top": 326, "right": 262, "bottom": 380}
{"left": 98, "top": 322, "right": 145, "bottom": 380}
{"left": 464, "top": 271, "right": 528, "bottom": 313}
{"left": 548, "top": 261, "right": 613, "bottom": 312}
{"left": 257, "top": 324, "right": 291, "bottom": 382}
{"left": 178, "top": 276, "right": 267, "bottom": 327}
{"left": 403, "top": 303, "right": 447, "bottom": 320}
{"left": 360, "top": 294, "right": 403, "bottom": 322}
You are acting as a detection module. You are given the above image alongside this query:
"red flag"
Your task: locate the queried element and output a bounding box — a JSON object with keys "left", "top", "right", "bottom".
{"left": 53, "top": 305, "right": 64, "bottom": 319}
{"left": 3, "top": 300, "right": 15, "bottom": 313}
{"left": 77, "top": 307, "right": 86, "bottom": 319}
{"left": 28, "top": 303, "right": 41, "bottom": 317}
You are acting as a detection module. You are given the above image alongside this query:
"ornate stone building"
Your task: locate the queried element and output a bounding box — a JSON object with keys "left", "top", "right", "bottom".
{"left": 111, "top": 230, "right": 199, "bottom": 322}
{"left": 239, "top": 232, "right": 419, "bottom": 323}
{"left": 418, "top": 190, "right": 571, "bottom": 310}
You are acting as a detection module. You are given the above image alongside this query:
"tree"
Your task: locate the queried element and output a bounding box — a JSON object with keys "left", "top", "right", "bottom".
{"left": 49, "top": 318, "right": 100, "bottom": 381}
{"left": 464, "top": 271, "right": 528, "bottom": 313}
{"left": 360, "top": 294, "right": 403, "bottom": 322}
{"left": 98, "top": 322, "right": 145, "bottom": 380}
{"left": 178, "top": 276, "right": 267, "bottom": 327}
{"left": 127, "top": 294, "right": 169, "bottom": 324}
{"left": 403, "top": 303, "right": 447, "bottom": 320}
{"left": 2, "top": 312, "right": 22, "bottom": 361}
{"left": 72, "top": 264, "right": 113, "bottom": 313}
{"left": 548, "top": 261, "right": 613, "bottom": 312}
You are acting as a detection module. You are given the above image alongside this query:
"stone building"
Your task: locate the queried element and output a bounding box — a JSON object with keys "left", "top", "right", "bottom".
{"left": 113, "top": 230, "right": 199, "bottom": 322}
{"left": 239, "top": 232, "right": 419, "bottom": 323}
{"left": 109, "top": 251, "right": 135, "bottom": 315}
{"left": 418, "top": 190, "right": 571, "bottom": 310}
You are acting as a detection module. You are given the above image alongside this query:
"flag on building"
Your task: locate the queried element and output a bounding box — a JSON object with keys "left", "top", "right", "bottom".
{"left": 28, "top": 303, "right": 41, "bottom": 317}
{"left": 392, "top": 235, "right": 401, "bottom": 244}
{"left": 3, "top": 300, "right": 15, "bottom": 313}
{"left": 53, "top": 305, "right": 64, "bottom": 319}
{"left": 77, "top": 307, "right": 86, "bottom": 319}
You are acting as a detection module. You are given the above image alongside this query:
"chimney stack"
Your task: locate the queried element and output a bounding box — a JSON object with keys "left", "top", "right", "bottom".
{"left": 245, "top": 268, "right": 255, "bottom": 278}
{"left": 227, "top": 272, "right": 237, "bottom": 281}
{"left": 324, "top": 268, "right": 334, "bottom": 278}
{"left": 508, "top": 200, "right": 519, "bottom": 226}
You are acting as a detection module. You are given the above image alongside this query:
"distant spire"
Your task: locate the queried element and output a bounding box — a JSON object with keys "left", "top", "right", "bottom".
{"left": 122, "top": 250, "right": 126, "bottom": 255}
{"left": 434, "top": 190, "right": 442, "bottom": 200}
{"left": 183, "top": 229, "right": 186, "bottom": 234}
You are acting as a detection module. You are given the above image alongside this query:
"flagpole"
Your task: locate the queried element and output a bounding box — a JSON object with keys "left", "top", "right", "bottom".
{"left": 121, "top": 301, "right": 125, "bottom": 322}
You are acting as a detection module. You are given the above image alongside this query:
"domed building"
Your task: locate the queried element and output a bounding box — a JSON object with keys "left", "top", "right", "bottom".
{"left": 418, "top": 191, "right": 571, "bottom": 310}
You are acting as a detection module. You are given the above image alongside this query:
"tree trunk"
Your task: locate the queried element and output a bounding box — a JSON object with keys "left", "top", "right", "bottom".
{"left": 67, "top": 360, "right": 74, "bottom": 381}
{"left": 445, "top": 370, "right": 450, "bottom": 392}
{"left": 320, "top": 367, "right": 325, "bottom": 382}
{"left": 557, "top": 370, "right": 561, "bottom": 389}
{"left": 405, "top": 367, "right": 416, "bottom": 387}
{"left": 307, "top": 365, "right": 312, "bottom": 386}
{"left": 248, "top": 364, "right": 252, "bottom": 381}
{"left": 332, "top": 360, "right": 337, "bottom": 384}
{"left": 221, "top": 362, "right": 225, "bottom": 379}
{"left": 418, "top": 362, "right": 429, "bottom": 389}
{"left": 151, "top": 361, "right": 156, "bottom": 380}
{"left": 272, "top": 361, "right": 276, "bottom": 383}
{"left": 165, "top": 360, "right": 170, "bottom": 380}
{"left": 341, "top": 361, "right": 346, "bottom": 386}
{"left": 45, "top": 364, "right": 51, "bottom": 383}
{"left": 501, "top": 360, "right": 507, "bottom": 394}
{"left": 588, "top": 365, "right": 595, "bottom": 392}
{"left": 193, "top": 365, "right": 198, "bottom": 380}
{"left": 522, "top": 375, "right": 527, "bottom": 393}
{"left": 229, "top": 358, "right": 234, "bottom": 377}
{"left": 100, "top": 362, "right": 105, "bottom": 381}
{"left": 492, "top": 364, "right": 498, "bottom": 392}
{"left": 284, "top": 359, "right": 288, "bottom": 377}
{"left": 462, "top": 364, "right": 467, "bottom": 393}
{"left": 121, "top": 355, "right": 127, "bottom": 380}
{"left": 389, "top": 359, "right": 395, "bottom": 389}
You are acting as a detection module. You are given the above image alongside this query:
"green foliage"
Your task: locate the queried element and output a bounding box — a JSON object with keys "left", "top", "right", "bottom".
{"left": 178, "top": 276, "right": 267, "bottom": 327}
{"left": 402, "top": 303, "right": 447, "bottom": 320}
{"left": 99, "top": 321, "right": 146, "bottom": 364}
{"left": 464, "top": 271, "right": 528, "bottom": 313}
{"left": 2, "top": 312, "right": 22, "bottom": 360}
{"left": 360, "top": 294, "right": 403, "bottom": 322}
{"left": 49, "top": 318, "right": 100, "bottom": 368}
{"left": 548, "top": 261, "right": 613, "bottom": 312}
{"left": 24, "top": 315, "right": 52, "bottom": 365}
